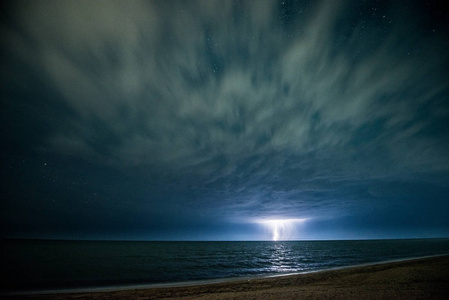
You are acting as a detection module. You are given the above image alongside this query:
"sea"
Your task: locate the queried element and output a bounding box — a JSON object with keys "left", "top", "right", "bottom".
{"left": 2, "top": 238, "right": 449, "bottom": 294}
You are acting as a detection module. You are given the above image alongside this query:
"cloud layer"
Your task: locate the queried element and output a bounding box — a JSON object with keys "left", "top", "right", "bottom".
{"left": 3, "top": 0, "right": 446, "bottom": 172}
{"left": 2, "top": 0, "right": 449, "bottom": 238}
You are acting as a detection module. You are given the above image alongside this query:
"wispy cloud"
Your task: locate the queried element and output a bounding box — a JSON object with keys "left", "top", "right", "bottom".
{"left": 2, "top": 0, "right": 449, "bottom": 224}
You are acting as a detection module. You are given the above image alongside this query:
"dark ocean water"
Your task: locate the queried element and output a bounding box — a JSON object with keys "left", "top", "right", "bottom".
{"left": 2, "top": 238, "right": 449, "bottom": 293}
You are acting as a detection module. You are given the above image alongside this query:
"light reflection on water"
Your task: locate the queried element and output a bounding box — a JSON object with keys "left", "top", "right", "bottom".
{"left": 267, "top": 242, "right": 305, "bottom": 273}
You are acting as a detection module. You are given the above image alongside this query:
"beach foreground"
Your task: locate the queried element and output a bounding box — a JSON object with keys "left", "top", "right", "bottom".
{"left": 7, "top": 255, "right": 449, "bottom": 300}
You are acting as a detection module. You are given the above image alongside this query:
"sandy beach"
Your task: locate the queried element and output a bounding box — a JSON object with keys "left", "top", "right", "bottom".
{"left": 4, "top": 255, "right": 449, "bottom": 300}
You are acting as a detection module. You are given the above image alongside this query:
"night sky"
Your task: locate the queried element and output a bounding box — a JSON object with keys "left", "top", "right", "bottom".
{"left": 1, "top": 0, "right": 449, "bottom": 241}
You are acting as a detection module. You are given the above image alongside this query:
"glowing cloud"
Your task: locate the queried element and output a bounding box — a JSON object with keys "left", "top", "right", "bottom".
{"left": 257, "top": 218, "right": 307, "bottom": 241}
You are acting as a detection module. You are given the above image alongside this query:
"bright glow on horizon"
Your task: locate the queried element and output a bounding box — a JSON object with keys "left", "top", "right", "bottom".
{"left": 257, "top": 218, "right": 307, "bottom": 241}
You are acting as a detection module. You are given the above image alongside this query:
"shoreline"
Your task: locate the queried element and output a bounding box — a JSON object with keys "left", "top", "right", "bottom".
{"left": 4, "top": 254, "right": 449, "bottom": 299}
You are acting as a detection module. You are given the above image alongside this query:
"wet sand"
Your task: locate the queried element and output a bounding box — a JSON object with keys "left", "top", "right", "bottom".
{"left": 5, "top": 255, "right": 449, "bottom": 299}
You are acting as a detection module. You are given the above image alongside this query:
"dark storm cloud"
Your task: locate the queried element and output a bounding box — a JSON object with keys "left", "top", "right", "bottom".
{"left": 1, "top": 0, "right": 449, "bottom": 238}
